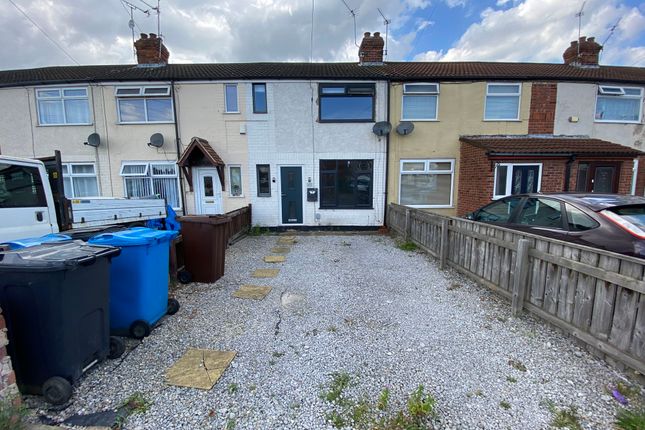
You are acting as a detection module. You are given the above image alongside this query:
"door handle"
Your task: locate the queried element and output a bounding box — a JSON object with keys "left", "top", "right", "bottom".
{"left": 35, "top": 211, "right": 44, "bottom": 222}
{"left": 281, "top": 193, "right": 286, "bottom": 197}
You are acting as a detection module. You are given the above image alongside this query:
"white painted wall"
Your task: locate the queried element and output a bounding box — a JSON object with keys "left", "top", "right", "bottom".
{"left": 246, "top": 80, "right": 388, "bottom": 227}
{"left": 554, "top": 82, "right": 645, "bottom": 148}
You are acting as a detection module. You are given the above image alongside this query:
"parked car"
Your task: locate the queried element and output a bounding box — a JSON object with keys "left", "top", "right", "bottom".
{"left": 464, "top": 193, "right": 645, "bottom": 258}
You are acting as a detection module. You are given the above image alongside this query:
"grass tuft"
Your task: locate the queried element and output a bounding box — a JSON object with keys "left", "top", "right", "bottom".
{"left": 0, "top": 399, "right": 28, "bottom": 430}
{"left": 499, "top": 400, "right": 511, "bottom": 410}
{"left": 616, "top": 408, "right": 645, "bottom": 430}
{"left": 398, "top": 241, "right": 418, "bottom": 252}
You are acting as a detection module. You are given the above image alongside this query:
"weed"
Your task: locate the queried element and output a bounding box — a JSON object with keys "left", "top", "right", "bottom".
{"left": 407, "top": 385, "right": 435, "bottom": 419}
{"left": 123, "top": 392, "right": 151, "bottom": 414}
{"left": 268, "top": 359, "right": 276, "bottom": 366}
{"left": 616, "top": 382, "right": 641, "bottom": 400}
{"left": 474, "top": 389, "right": 484, "bottom": 397}
{"left": 227, "top": 383, "right": 239, "bottom": 394}
{"left": 447, "top": 283, "right": 462, "bottom": 291}
{"left": 272, "top": 351, "right": 285, "bottom": 358}
{"left": 0, "top": 399, "right": 28, "bottom": 430}
{"left": 507, "top": 376, "right": 517, "bottom": 383}
{"left": 248, "top": 225, "right": 268, "bottom": 236}
{"left": 326, "top": 410, "right": 345, "bottom": 428}
{"left": 327, "top": 325, "right": 338, "bottom": 333}
{"left": 499, "top": 401, "right": 511, "bottom": 410}
{"left": 398, "top": 241, "right": 418, "bottom": 252}
{"left": 508, "top": 359, "right": 527, "bottom": 372}
{"left": 496, "top": 316, "right": 508, "bottom": 323}
{"left": 322, "top": 372, "right": 352, "bottom": 404}
{"left": 351, "top": 398, "right": 371, "bottom": 424}
{"left": 248, "top": 384, "right": 257, "bottom": 392}
{"left": 225, "top": 418, "right": 236, "bottom": 430}
{"left": 616, "top": 408, "right": 645, "bottom": 430}
{"left": 341, "top": 241, "right": 352, "bottom": 247}
{"left": 548, "top": 403, "right": 582, "bottom": 430}
{"left": 377, "top": 388, "right": 390, "bottom": 411}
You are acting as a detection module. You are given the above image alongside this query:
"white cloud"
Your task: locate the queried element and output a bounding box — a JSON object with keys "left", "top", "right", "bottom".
{"left": 413, "top": 0, "right": 645, "bottom": 66}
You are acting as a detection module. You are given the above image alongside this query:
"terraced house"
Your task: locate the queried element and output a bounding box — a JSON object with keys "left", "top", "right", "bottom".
{"left": 0, "top": 33, "right": 644, "bottom": 227}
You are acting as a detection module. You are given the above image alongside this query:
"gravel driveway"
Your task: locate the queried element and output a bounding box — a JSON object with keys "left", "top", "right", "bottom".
{"left": 35, "top": 234, "right": 638, "bottom": 429}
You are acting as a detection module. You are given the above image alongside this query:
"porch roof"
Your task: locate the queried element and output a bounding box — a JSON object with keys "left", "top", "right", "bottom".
{"left": 177, "top": 136, "right": 225, "bottom": 167}
{"left": 459, "top": 135, "right": 643, "bottom": 157}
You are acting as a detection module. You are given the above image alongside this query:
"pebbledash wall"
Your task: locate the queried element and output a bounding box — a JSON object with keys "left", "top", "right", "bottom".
{"left": 248, "top": 81, "right": 388, "bottom": 227}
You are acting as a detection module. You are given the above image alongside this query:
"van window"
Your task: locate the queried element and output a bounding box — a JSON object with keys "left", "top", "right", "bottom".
{"left": 0, "top": 163, "right": 47, "bottom": 208}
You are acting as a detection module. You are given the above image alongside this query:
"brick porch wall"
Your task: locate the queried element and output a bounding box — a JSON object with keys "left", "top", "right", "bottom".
{"left": 528, "top": 82, "right": 557, "bottom": 134}
{"left": 0, "top": 308, "right": 19, "bottom": 403}
{"left": 635, "top": 156, "right": 645, "bottom": 196}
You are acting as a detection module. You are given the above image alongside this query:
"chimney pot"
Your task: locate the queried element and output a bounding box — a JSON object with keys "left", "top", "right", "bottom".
{"left": 358, "top": 30, "right": 384, "bottom": 65}
{"left": 374, "top": 32, "right": 380, "bottom": 37}
{"left": 579, "top": 36, "right": 586, "bottom": 43}
{"left": 150, "top": 33, "right": 157, "bottom": 39}
{"left": 563, "top": 35, "right": 602, "bottom": 67}
{"left": 140, "top": 33, "right": 148, "bottom": 39}
{"left": 134, "top": 33, "right": 169, "bottom": 65}
{"left": 364, "top": 32, "right": 371, "bottom": 37}
{"left": 587, "top": 36, "right": 595, "bottom": 43}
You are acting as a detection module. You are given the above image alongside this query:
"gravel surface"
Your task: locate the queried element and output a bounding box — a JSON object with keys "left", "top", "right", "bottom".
{"left": 30, "top": 234, "right": 641, "bottom": 429}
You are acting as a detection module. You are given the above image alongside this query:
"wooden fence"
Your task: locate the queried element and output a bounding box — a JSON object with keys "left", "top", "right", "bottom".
{"left": 225, "top": 204, "right": 252, "bottom": 245}
{"left": 387, "top": 203, "right": 645, "bottom": 374}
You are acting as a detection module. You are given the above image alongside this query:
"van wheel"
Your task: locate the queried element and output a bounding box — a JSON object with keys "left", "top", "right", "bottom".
{"left": 42, "top": 376, "right": 72, "bottom": 405}
{"left": 129, "top": 320, "right": 151, "bottom": 339}
{"left": 108, "top": 337, "right": 125, "bottom": 359}
{"left": 167, "top": 298, "right": 180, "bottom": 315}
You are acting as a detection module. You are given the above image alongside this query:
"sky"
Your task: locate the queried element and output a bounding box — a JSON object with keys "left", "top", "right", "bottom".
{"left": 0, "top": 0, "right": 644, "bottom": 70}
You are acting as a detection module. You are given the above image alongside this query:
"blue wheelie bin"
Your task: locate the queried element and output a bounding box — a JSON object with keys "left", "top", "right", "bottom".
{"left": 1, "top": 233, "right": 72, "bottom": 250}
{"left": 89, "top": 227, "right": 179, "bottom": 339}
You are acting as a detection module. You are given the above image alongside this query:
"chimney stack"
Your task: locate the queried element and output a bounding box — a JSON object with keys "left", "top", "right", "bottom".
{"left": 358, "top": 32, "right": 384, "bottom": 65}
{"left": 563, "top": 36, "right": 602, "bottom": 67}
{"left": 134, "top": 33, "right": 169, "bottom": 65}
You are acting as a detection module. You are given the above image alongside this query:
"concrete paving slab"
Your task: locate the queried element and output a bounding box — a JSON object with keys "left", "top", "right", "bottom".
{"left": 251, "top": 268, "right": 280, "bottom": 278}
{"left": 264, "top": 255, "right": 286, "bottom": 263}
{"left": 232, "top": 285, "right": 272, "bottom": 300}
{"left": 166, "top": 349, "right": 236, "bottom": 390}
{"left": 271, "top": 247, "right": 291, "bottom": 254}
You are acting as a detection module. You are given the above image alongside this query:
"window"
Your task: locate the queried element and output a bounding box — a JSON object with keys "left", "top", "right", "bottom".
{"left": 0, "top": 162, "right": 47, "bottom": 208}
{"left": 36, "top": 87, "right": 91, "bottom": 125}
{"left": 256, "top": 165, "right": 271, "bottom": 197}
{"left": 61, "top": 163, "right": 99, "bottom": 198}
{"left": 229, "top": 166, "right": 243, "bottom": 197}
{"left": 517, "top": 197, "right": 563, "bottom": 228}
{"left": 319, "top": 84, "right": 375, "bottom": 122}
{"left": 225, "top": 84, "right": 238, "bottom": 113}
{"left": 253, "top": 83, "right": 267, "bottom": 113}
{"left": 402, "top": 83, "right": 439, "bottom": 121}
{"left": 484, "top": 83, "right": 521, "bottom": 120}
{"left": 473, "top": 196, "right": 522, "bottom": 223}
{"left": 320, "top": 160, "right": 373, "bottom": 209}
{"left": 595, "top": 85, "right": 643, "bottom": 123}
{"left": 119, "top": 162, "right": 180, "bottom": 208}
{"left": 400, "top": 159, "right": 454, "bottom": 208}
{"left": 493, "top": 163, "right": 541, "bottom": 198}
{"left": 565, "top": 203, "right": 598, "bottom": 231}
{"left": 116, "top": 86, "right": 173, "bottom": 123}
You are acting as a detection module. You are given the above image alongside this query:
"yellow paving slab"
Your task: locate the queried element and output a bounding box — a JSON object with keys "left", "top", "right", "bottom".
{"left": 280, "top": 235, "right": 297, "bottom": 240}
{"left": 232, "top": 285, "right": 272, "bottom": 300}
{"left": 264, "top": 255, "right": 286, "bottom": 263}
{"left": 278, "top": 238, "right": 296, "bottom": 245}
{"left": 252, "top": 268, "right": 280, "bottom": 278}
{"left": 166, "top": 348, "right": 236, "bottom": 390}
{"left": 271, "top": 247, "right": 291, "bottom": 254}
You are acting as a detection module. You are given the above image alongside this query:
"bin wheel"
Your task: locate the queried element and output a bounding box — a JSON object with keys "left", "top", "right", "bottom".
{"left": 42, "top": 376, "right": 72, "bottom": 406}
{"left": 177, "top": 270, "right": 192, "bottom": 284}
{"left": 167, "top": 298, "right": 180, "bottom": 315}
{"left": 129, "top": 320, "right": 151, "bottom": 339}
{"left": 108, "top": 336, "right": 126, "bottom": 359}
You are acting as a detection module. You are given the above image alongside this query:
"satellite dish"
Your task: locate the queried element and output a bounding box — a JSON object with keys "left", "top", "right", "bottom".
{"left": 396, "top": 122, "right": 415, "bottom": 136}
{"left": 84, "top": 132, "right": 101, "bottom": 147}
{"left": 372, "top": 121, "right": 392, "bottom": 137}
{"left": 148, "top": 133, "right": 164, "bottom": 148}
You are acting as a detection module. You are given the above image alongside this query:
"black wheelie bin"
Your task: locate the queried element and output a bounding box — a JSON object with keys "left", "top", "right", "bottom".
{"left": 0, "top": 241, "right": 124, "bottom": 405}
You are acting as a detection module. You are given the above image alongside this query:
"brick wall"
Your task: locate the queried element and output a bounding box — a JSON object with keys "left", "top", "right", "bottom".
{"left": 0, "top": 308, "right": 19, "bottom": 403}
{"left": 457, "top": 143, "right": 494, "bottom": 215}
{"left": 527, "top": 82, "right": 557, "bottom": 134}
{"left": 635, "top": 157, "right": 645, "bottom": 196}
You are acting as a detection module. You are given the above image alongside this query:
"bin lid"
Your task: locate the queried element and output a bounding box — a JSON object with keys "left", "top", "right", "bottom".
{"left": 177, "top": 215, "right": 231, "bottom": 225}
{"left": 89, "top": 227, "right": 178, "bottom": 247}
{"left": 0, "top": 241, "right": 120, "bottom": 272}
{"left": 1, "top": 233, "right": 72, "bottom": 250}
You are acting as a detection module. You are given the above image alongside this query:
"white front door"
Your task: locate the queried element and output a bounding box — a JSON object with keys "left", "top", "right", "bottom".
{"left": 195, "top": 168, "right": 223, "bottom": 215}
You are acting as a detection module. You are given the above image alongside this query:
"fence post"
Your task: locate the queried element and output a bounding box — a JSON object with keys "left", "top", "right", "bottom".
{"left": 511, "top": 238, "right": 531, "bottom": 316}
{"left": 439, "top": 218, "right": 449, "bottom": 270}
{"left": 404, "top": 209, "right": 411, "bottom": 241}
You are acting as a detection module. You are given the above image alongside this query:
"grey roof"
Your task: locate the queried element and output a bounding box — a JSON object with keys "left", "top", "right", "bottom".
{"left": 0, "top": 61, "right": 644, "bottom": 88}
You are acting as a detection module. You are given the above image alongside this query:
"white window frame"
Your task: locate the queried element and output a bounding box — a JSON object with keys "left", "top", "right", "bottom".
{"left": 492, "top": 162, "right": 542, "bottom": 199}
{"left": 35, "top": 86, "right": 91, "bottom": 126}
{"left": 484, "top": 83, "right": 521, "bottom": 121}
{"left": 594, "top": 85, "right": 643, "bottom": 124}
{"left": 399, "top": 159, "right": 455, "bottom": 209}
{"left": 119, "top": 161, "right": 182, "bottom": 209}
{"left": 401, "top": 83, "right": 440, "bottom": 121}
{"left": 115, "top": 85, "right": 174, "bottom": 124}
{"left": 61, "top": 162, "right": 99, "bottom": 197}
{"left": 224, "top": 83, "right": 239, "bottom": 113}
{"left": 228, "top": 165, "right": 243, "bottom": 197}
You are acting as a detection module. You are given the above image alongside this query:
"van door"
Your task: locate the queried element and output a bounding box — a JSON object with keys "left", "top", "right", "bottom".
{"left": 0, "top": 160, "right": 56, "bottom": 242}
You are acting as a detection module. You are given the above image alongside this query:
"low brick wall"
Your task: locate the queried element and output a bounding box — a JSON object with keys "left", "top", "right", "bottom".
{"left": 0, "top": 308, "right": 19, "bottom": 402}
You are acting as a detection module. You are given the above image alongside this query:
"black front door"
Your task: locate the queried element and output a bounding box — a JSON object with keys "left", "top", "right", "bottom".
{"left": 511, "top": 165, "right": 540, "bottom": 194}
{"left": 281, "top": 167, "right": 303, "bottom": 224}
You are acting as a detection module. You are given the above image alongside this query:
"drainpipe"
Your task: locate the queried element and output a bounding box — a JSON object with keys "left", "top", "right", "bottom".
{"left": 383, "top": 82, "right": 390, "bottom": 226}
{"left": 171, "top": 81, "right": 187, "bottom": 214}
{"left": 563, "top": 155, "right": 576, "bottom": 192}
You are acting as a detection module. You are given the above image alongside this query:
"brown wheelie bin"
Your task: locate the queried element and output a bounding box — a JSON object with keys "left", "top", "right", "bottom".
{"left": 177, "top": 215, "right": 231, "bottom": 283}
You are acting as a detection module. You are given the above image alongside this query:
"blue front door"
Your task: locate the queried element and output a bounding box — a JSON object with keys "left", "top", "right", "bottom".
{"left": 281, "top": 167, "right": 303, "bottom": 224}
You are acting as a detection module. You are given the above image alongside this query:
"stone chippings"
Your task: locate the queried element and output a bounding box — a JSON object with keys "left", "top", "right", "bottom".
{"left": 29, "top": 235, "right": 635, "bottom": 429}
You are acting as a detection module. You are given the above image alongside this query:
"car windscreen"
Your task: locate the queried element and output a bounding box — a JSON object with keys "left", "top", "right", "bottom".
{"left": 609, "top": 205, "right": 645, "bottom": 229}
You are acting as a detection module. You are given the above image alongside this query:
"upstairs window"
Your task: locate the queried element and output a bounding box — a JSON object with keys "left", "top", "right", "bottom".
{"left": 319, "top": 84, "right": 375, "bottom": 122}
{"left": 61, "top": 163, "right": 99, "bottom": 198}
{"left": 402, "top": 83, "right": 439, "bottom": 121}
{"left": 120, "top": 162, "right": 180, "bottom": 208}
{"left": 116, "top": 86, "right": 173, "bottom": 123}
{"left": 484, "top": 83, "right": 521, "bottom": 120}
{"left": 595, "top": 85, "right": 643, "bottom": 123}
{"left": 253, "top": 83, "right": 267, "bottom": 113}
{"left": 36, "top": 87, "right": 91, "bottom": 125}
{"left": 225, "top": 84, "right": 239, "bottom": 113}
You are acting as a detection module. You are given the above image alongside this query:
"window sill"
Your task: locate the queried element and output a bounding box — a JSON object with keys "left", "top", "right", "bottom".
{"left": 482, "top": 119, "right": 522, "bottom": 122}
{"left": 400, "top": 118, "right": 438, "bottom": 122}
{"left": 117, "top": 121, "right": 174, "bottom": 125}
{"left": 318, "top": 207, "right": 374, "bottom": 210}
{"left": 224, "top": 111, "right": 241, "bottom": 115}
{"left": 594, "top": 119, "right": 642, "bottom": 124}
{"left": 37, "top": 123, "right": 93, "bottom": 127}
{"left": 403, "top": 205, "right": 453, "bottom": 209}
{"left": 257, "top": 195, "right": 271, "bottom": 198}
{"left": 319, "top": 120, "right": 375, "bottom": 124}
{"left": 228, "top": 195, "right": 245, "bottom": 198}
